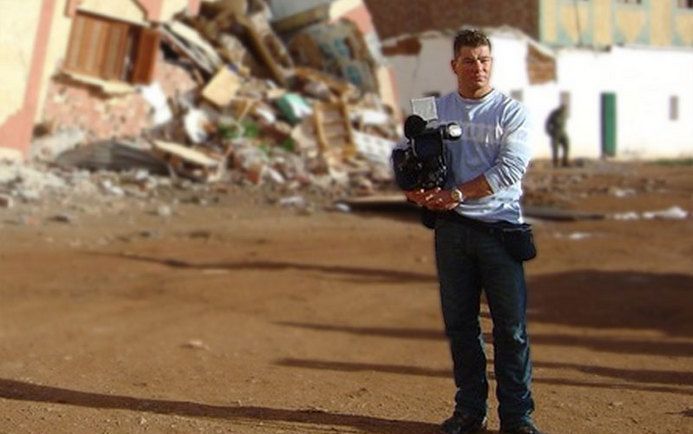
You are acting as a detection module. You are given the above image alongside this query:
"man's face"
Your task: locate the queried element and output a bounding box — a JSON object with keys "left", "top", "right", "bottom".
{"left": 451, "top": 45, "right": 493, "bottom": 95}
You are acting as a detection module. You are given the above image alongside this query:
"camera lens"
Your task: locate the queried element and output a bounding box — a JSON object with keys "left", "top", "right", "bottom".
{"left": 446, "top": 123, "right": 462, "bottom": 139}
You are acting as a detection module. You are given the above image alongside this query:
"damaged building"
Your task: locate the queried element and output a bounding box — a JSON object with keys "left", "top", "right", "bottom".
{"left": 370, "top": 0, "right": 693, "bottom": 160}
{"left": 0, "top": 0, "right": 402, "bottom": 198}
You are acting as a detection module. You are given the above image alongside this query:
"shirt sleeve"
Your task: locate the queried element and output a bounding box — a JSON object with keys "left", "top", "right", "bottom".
{"left": 483, "top": 102, "right": 532, "bottom": 193}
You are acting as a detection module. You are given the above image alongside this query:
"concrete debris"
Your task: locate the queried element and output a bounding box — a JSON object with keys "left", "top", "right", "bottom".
{"left": 162, "top": 21, "right": 224, "bottom": 75}
{"left": 152, "top": 140, "right": 226, "bottom": 183}
{"left": 182, "top": 339, "right": 211, "bottom": 351}
{"left": 30, "top": 128, "right": 86, "bottom": 162}
{"left": 100, "top": 179, "right": 125, "bottom": 197}
{"left": 608, "top": 187, "right": 637, "bottom": 198}
{"left": 183, "top": 108, "right": 214, "bottom": 144}
{"left": 55, "top": 140, "right": 169, "bottom": 174}
{"left": 554, "top": 231, "right": 593, "bottom": 240}
{"left": 139, "top": 82, "right": 174, "bottom": 126}
{"left": 612, "top": 211, "right": 640, "bottom": 221}
{"left": 331, "top": 202, "right": 351, "bottom": 213}
{"left": 48, "top": 213, "right": 76, "bottom": 224}
{"left": 0, "top": 194, "right": 13, "bottom": 208}
{"left": 642, "top": 206, "right": 688, "bottom": 220}
{"left": 201, "top": 66, "right": 241, "bottom": 107}
{"left": 611, "top": 206, "right": 688, "bottom": 221}
{"left": 10, "top": 0, "right": 408, "bottom": 214}
{"left": 288, "top": 19, "right": 378, "bottom": 92}
{"left": 0, "top": 162, "right": 68, "bottom": 202}
{"left": 156, "top": 204, "right": 173, "bottom": 218}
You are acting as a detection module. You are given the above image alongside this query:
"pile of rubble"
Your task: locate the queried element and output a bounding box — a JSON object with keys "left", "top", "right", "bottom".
{"left": 29, "top": 0, "right": 401, "bottom": 209}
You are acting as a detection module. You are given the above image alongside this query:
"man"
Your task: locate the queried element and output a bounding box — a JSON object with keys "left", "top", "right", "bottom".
{"left": 545, "top": 104, "right": 570, "bottom": 167}
{"left": 402, "top": 30, "right": 543, "bottom": 434}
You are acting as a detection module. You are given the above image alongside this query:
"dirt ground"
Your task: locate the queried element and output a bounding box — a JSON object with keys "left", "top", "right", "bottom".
{"left": 1, "top": 160, "right": 691, "bottom": 434}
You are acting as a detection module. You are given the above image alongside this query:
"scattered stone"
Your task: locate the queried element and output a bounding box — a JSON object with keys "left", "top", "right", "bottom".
{"left": 332, "top": 202, "right": 351, "bottom": 213}
{"left": 100, "top": 179, "right": 125, "bottom": 197}
{"left": 48, "top": 213, "right": 75, "bottom": 224}
{"left": 0, "top": 194, "right": 13, "bottom": 208}
{"left": 642, "top": 206, "right": 688, "bottom": 220}
{"left": 156, "top": 204, "right": 173, "bottom": 218}
{"left": 278, "top": 195, "right": 306, "bottom": 208}
{"left": 182, "top": 339, "right": 211, "bottom": 351}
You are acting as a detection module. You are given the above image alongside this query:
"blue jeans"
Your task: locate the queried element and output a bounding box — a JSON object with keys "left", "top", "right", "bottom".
{"left": 434, "top": 216, "right": 534, "bottom": 427}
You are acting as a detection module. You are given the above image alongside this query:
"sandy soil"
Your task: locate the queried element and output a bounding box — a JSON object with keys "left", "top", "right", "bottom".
{"left": 0, "top": 161, "right": 691, "bottom": 434}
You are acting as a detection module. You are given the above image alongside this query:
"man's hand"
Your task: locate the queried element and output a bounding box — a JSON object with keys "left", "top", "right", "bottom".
{"left": 404, "top": 188, "right": 461, "bottom": 211}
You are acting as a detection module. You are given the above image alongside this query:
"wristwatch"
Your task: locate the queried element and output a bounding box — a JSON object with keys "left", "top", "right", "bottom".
{"left": 450, "top": 188, "right": 464, "bottom": 202}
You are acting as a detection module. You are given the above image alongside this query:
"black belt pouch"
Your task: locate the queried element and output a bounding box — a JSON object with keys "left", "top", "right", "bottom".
{"left": 495, "top": 223, "right": 537, "bottom": 262}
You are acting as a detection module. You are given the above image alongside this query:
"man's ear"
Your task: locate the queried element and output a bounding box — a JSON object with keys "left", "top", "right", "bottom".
{"left": 450, "top": 58, "right": 458, "bottom": 74}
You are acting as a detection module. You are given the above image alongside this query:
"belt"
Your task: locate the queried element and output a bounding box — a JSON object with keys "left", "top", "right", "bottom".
{"left": 438, "top": 211, "right": 497, "bottom": 233}
{"left": 439, "top": 210, "right": 527, "bottom": 234}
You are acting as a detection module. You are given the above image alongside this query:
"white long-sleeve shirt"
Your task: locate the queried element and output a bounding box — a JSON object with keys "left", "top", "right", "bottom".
{"left": 436, "top": 89, "right": 532, "bottom": 223}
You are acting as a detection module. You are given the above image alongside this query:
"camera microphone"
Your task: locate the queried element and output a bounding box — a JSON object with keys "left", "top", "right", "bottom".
{"left": 404, "top": 115, "right": 427, "bottom": 139}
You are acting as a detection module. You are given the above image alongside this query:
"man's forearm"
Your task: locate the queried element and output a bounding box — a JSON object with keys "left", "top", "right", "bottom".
{"left": 458, "top": 174, "right": 494, "bottom": 200}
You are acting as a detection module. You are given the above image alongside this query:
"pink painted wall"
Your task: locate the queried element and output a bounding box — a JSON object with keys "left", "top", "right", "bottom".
{"left": 67, "top": 0, "right": 199, "bottom": 21}
{"left": 0, "top": 0, "right": 201, "bottom": 156}
{"left": 137, "top": 0, "right": 163, "bottom": 21}
{"left": 0, "top": 0, "right": 57, "bottom": 155}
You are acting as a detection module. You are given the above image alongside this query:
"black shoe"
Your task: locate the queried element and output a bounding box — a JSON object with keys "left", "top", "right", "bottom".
{"left": 441, "top": 411, "right": 487, "bottom": 434}
{"left": 500, "top": 421, "right": 545, "bottom": 434}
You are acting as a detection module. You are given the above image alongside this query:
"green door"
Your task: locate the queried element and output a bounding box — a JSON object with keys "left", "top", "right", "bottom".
{"left": 601, "top": 93, "right": 617, "bottom": 157}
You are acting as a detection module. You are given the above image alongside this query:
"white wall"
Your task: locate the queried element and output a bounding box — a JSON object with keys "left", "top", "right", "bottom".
{"left": 385, "top": 31, "right": 693, "bottom": 159}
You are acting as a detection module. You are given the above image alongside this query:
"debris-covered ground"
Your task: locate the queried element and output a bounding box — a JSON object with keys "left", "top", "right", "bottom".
{"left": 34, "top": 0, "right": 400, "bottom": 206}
{"left": 0, "top": 159, "right": 691, "bottom": 434}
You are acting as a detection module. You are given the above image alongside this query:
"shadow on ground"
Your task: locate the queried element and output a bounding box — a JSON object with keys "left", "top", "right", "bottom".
{"left": 275, "top": 358, "right": 693, "bottom": 397}
{"left": 0, "top": 379, "right": 438, "bottom": 434}
{"left": 98, "top": 253, "right": 436, "bottom": 284}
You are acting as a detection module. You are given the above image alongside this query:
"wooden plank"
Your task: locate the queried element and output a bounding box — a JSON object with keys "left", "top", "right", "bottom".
{"left": 64, "top": 14, "right": 86, "bottom": 72}
{"left": 201, "top": 67, "right": 241, "bottom": 107}
{"left": 152, "top": 140, "right": 220, "bottom": 167}
{"left": 131, "top": 27, "right": 160, "bottom": 84}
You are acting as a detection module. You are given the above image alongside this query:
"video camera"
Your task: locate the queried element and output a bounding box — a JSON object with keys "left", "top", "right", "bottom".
{"left": 392, "top": 113, "right": 462, "bottom": 191}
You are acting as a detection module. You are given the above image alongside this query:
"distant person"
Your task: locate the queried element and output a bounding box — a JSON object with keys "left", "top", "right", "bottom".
{"left": 396, "top": 29, "right": 543, "bottom": 434}
{"left": 545, "top": 104, "right": 570, "bottom": 167}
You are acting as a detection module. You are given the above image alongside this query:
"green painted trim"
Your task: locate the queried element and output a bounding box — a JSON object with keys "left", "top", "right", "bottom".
{"left": 601, "top": 92, "right": 617, "bottom": 157}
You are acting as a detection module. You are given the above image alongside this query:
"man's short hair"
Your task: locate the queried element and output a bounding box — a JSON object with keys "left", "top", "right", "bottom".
{"left": 453, "top": 29, "right": 492, "bottom": 56}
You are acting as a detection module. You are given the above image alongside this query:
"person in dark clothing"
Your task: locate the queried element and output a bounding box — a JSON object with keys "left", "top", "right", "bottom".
{"left": 545, "top": 104, "right": 570, "bottom": 167}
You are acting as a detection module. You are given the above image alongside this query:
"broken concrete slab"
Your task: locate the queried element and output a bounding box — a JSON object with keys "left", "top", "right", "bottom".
{"left": 162, "top": 21, "right": 223, "bottom": 75}
{"left": 240, "top": 9, "right": 295, "bottom": 86}
{"left": 289, "top": 19, "right": 377, "bottom": 93}
{"left": 152, "top": 140, "right": 226, "bottom": 183}
{"left": 202, "top": 66, "right": 242, "bottom": 107}
{"left": 55, "top": 140, "right": 169, "bottom": 175}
